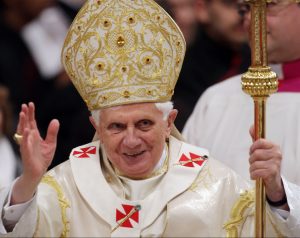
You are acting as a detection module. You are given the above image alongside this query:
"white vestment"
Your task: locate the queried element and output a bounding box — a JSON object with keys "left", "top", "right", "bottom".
{"left": 183, "top": 72, "right": 300, "bottom": 185}
{"left": 1, "top": 136, "right": 300, "bottom": 237}
{"left": 0, "top": 137, "right": 17, "bottom": 188}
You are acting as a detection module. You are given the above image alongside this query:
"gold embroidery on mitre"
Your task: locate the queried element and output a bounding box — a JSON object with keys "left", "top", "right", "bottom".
{"left": 61, "top": 0, "right": 186, "bottom": 110}
{"left": 41, "top": 175, "right": 70, "bottom": 238}
{"left": 223, "top": 190, "right": 254, "bottom": 237}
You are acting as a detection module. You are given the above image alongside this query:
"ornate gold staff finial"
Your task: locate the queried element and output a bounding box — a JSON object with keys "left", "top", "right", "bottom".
{"left": 241, "top": 0, "right": 278, "bottom": 237}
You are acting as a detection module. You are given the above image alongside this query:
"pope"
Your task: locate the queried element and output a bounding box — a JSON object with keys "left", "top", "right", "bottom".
{"left": 0, "top": 0, "right": 300, "bottom": 237}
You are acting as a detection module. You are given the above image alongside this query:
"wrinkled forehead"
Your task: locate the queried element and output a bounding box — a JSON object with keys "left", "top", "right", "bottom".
{"left": 101, "top": 102, "right": 160, "bottom": 116}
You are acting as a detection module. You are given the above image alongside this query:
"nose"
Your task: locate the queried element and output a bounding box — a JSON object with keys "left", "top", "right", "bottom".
{"left": 123, "top": 128, "right": 142, "bottom": 149}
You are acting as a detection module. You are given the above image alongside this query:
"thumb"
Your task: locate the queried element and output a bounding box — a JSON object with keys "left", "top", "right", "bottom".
{"left": 45, "top": 119, "right": 60, "bottom": 144}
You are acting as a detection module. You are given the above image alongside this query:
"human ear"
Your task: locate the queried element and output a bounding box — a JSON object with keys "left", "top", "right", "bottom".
{"left": 89, "top": 116, "right": 103, "bottom": 143}
{"left": 166, "top": 109, "right": 178, "bottom": 136}
{"left": 89, "top": 116, "right": 97, "bottom": 130}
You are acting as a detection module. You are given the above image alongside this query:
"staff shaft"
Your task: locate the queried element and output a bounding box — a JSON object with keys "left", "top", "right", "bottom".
{"left": 241, "top": 0, "right": 278, "bottom": 236}
{"left": 254, "top": 98, "right": 266, "bottom": 237}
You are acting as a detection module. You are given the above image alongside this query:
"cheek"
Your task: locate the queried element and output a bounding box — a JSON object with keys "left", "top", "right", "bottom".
{"left": 210, "top": 19, "right": 230, "bottom": 38}
{"left": 266, "top": 22, "right": 282, "bottom": 49}
{"left": 151, "top": 138, "right": 166, "bottom": 161}
{"left": 141, "top": 130, "right": 165, "bottom": 148}
{"left": 243, "top": 13, "right": 251, "bottom": 30}
{"left": 154, "top": 124, "right": 169, "bottom": 138}
{"left": 151, "top": 131, "right": 168, "bottom": 148}
{"left": 100, "top": 133, "right": 121, "bottom": 153}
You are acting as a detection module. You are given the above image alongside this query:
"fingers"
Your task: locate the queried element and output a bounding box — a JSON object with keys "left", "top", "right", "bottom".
{"left": 16, "top": 105, "right": 27, "bottom": 135}
{"left": 249, "top": 138, "right": 274, "bottom": 156}
{"left": 249, "top": 160, "right": 280, "bottom": 180}
{"left": 16, "top": 102, "right": 38, "bottom": 135}
{"left": 16, "top": 102, "right": 59, "bottom": 146}
{"left": 249, "top": 139, "right": 281, "bottom": 166}
{"left": 45, "top": 119, "right": 60, "bottom": 145}
{"left": 249, "top": 139, "right": 282, "bottom": 184}
{"left": 19, "top": 128, "right": 33, "bottom": 160}
{"left": 28, "top": 102, "right": 38, "bottom": 130}
{"left": 249, "top": 146, "right": 277, "bottom": 166}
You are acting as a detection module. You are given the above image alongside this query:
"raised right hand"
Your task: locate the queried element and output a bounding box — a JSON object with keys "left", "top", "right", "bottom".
{"left": 11, "top": 102, "right": 59, "bottom": 205}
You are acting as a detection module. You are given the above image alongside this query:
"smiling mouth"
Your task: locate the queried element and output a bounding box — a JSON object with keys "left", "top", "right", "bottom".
{"left": 123, "top": 151, "right": 145, "bottom": 157}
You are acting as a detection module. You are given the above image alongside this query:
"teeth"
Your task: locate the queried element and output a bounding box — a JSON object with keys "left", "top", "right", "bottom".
{"left": 125, "top": 151, "right": 143, "bottom": 156}
{"left": 127, "top": 153, "right": 138, "bottom": 156}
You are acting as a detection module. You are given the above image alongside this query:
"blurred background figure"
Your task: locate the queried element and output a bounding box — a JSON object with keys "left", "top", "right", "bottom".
{"left": 156, "top": 0, "right": 198, "bottom": 47}
{"left": 0, "top": 0, "right": 94, "bottom": 169}
{"left": 183, "top": 0, "right": 300, "bottom": 184}
{"left": 170, "top": 0, "right": 251, "bottom": 131}
{"left": 59, "top": 0, "right": 86, "bottom": 14}
{"left": 0, "top": 85, "right": 19, "bottom": 187}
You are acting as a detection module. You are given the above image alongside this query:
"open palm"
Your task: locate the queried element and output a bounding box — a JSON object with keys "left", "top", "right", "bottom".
{"left": 17, "top": 102, "right": 60, "bottom": 182}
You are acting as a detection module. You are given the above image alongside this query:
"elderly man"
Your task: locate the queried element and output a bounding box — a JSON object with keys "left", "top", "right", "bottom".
{"left": 0, "top": 0, "right": 300, "bottom": 237}
{"left": 183, "top": 0, "right": 300, "bottom": 186}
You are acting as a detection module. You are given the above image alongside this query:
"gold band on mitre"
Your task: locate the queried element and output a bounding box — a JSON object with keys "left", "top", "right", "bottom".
{"left": 61, "top": 0, "right": 186, "bottom": 110}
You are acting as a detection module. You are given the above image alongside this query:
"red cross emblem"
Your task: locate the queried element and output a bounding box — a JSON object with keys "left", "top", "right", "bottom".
{"left": 179, "top": 153, "right": 208, "bottom": 167}
{"left": 115, "top": 204, "right": 140, "bottom": 229}
{"left": 72, "top": 146, "right": 96, "bottom": 159}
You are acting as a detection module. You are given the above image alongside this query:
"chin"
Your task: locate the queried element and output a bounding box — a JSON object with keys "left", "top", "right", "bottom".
{"left": 125, "top": 171, "right": 150, "bottom": 179}
{"left": 127, "top": 164, "right": 154, "bottom": 179}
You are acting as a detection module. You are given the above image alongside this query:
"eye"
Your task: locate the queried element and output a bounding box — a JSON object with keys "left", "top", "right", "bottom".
{"left": 237, "top": 3, "right": 250, "bottom": 17}
{"left": 136, "top": 120, "right": 153, "bottom": 131}
{"left": 108, "top": 123, "right": 126, "bottom": 133}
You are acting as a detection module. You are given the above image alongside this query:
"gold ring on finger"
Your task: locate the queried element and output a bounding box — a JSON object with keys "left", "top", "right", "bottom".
{"left": 13, "top": 133, "right": 23, "bottom": 145}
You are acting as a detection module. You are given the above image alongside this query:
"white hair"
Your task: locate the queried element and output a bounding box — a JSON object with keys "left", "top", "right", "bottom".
{"left": 155, "top": 101, "right": 174, "bottom": 120}
{"left": 91, "top": 101, "right": 174, "bottom": 126}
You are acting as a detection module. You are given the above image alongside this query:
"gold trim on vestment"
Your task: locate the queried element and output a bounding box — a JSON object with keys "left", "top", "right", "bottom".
{"left": 223, "top": 190, "right": 255, "bottom": 237}
{"left": 41, "top": 175, "right": 70, "bottom": 238}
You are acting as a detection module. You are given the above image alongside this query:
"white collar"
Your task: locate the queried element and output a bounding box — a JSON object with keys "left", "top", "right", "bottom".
{"left": 69, "top": 137, "right": 209, "bottom": 236}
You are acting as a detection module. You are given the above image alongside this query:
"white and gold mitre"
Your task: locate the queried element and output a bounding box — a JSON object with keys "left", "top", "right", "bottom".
{"left": 61, "top": 0, "right": 186, "bottom": 110}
